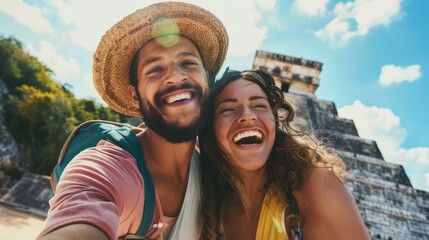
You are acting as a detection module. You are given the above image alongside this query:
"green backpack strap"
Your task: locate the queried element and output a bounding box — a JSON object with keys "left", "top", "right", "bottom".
{"left": 52, "top": 120, "right": 155, "bottom": 237}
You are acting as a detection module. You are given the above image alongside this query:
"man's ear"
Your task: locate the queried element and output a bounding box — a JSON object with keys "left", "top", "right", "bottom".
{"left": 205, "top": 70, "right": 211, "bottom": 87}
{"left": 128, "top": 85, "right": 140, "bottom": 109}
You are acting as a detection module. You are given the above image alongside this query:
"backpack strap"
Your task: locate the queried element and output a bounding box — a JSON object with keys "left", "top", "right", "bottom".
{"left": 287, "top": 191, "right": 303, "bottom": 240}
{"left": 287, "top": 191, "right": 298, "bottom": 216}
{"left": 111, "top": 123, "right": 155, "bottom": 236}
{"left": 53, "top": 120, "right": 155, "bottom": 237}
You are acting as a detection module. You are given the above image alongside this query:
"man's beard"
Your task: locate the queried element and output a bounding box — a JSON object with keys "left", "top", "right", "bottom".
{"left": 140, "top": 83, "right": 207, "bottom": 143}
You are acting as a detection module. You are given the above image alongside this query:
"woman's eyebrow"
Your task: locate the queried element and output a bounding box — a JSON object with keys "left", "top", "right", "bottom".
{"left": 215, "top": 95, "right": 268, "bottom": 109}
{"left": 215, "top": 98, "right": 237, "bottom": 109}
{"left": 249, "top": 96, "right": 268, "bottom": 101}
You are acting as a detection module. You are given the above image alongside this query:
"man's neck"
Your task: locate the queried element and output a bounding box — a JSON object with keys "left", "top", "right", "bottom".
{"left": 139, "top": 128, "right": 196, "bottom": 180}
{"left": 138, "top": 128, "right": 197, "bottom": 217}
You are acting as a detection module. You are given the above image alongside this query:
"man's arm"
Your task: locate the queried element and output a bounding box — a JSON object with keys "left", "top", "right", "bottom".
{"left": 38, "top": 141, "right": 146, "bottom": 240}
{"left": 38, "top": 224, "right": 109, "bottom": 240}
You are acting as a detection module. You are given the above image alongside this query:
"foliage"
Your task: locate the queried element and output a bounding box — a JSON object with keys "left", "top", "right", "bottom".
{"left": 0, "top": 36, "right": 128, "bottom": 175}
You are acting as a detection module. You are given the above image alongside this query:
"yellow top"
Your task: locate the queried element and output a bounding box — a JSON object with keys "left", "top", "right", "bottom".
{"left": 255, "top": 190, "right": 289, "bottom": 240}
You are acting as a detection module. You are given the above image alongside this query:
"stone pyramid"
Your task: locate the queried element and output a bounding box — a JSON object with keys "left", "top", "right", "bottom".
{"left": 252, "top": 50, "right": 429, "bottom": 240}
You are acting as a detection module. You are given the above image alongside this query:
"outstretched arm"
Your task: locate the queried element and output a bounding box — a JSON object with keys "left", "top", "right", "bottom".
{"left": 38, "top": 224, "right": 109, "bottom": 240}
{"left": 299, "top": 167, "right": 370, "bottom": 240}
{"left": 37, "top": 141, "right": 146, "bottom": 240}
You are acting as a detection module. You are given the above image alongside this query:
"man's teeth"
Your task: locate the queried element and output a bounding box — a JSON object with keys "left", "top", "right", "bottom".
{"left": 233, "top": 130, "right": 262, "bottom": 143}
{"left": 165, "top": 92, "right": 191, "bottom": 104}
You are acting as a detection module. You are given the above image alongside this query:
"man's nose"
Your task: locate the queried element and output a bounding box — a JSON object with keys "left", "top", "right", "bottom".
{"left": 165, "top": 65, "right": 187, "bottom": 85}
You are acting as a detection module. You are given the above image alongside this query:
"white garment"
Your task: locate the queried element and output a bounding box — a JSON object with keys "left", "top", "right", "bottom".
{"left": 168, "top": 151, "right": 201, "bottom": 240}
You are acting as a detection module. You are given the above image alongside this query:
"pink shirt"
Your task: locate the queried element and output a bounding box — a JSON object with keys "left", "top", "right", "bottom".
{"left": 38, "top": 140, "right": 166, "bottom": 240}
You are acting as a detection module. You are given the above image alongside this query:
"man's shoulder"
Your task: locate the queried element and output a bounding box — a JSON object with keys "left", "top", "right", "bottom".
{"left": 74, "top": 140, "right": 139, "bottom": 168}
{"left": 93, "top": 139, "right": 134, "bottom": 153}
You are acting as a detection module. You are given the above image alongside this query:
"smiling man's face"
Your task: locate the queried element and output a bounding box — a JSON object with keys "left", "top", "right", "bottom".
{"left": 131, "top": 35, "right": 208, "bottom": 142}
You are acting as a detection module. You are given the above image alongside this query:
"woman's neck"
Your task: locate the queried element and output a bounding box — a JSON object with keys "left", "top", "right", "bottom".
{"left": 220, "top": 168, "right": 268, "bottom": 240}
{"left": 234, "top": 168, "right": 268, "bottom": 216}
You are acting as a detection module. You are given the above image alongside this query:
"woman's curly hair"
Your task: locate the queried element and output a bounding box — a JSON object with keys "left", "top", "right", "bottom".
{"left": 199, "top": 69, "right": 346, "bottom": 239}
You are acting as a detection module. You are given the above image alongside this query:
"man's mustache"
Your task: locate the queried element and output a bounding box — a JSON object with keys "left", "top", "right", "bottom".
{"left": 154, "top": 83, "right": 203, "bottom": 107}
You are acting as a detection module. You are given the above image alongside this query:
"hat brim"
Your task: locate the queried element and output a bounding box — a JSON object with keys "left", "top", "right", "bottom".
{"left": 93, "top": 2, "right": 228, "bottom": 117}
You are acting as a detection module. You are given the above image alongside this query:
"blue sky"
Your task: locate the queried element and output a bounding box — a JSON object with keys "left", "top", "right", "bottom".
{"left": 1, "top": 0, "right": 428, "bottom": 191}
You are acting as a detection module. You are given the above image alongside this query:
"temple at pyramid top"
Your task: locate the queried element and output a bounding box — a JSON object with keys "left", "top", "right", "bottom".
{"left": 252, "top": 50, "right": 322, "bottom": 97}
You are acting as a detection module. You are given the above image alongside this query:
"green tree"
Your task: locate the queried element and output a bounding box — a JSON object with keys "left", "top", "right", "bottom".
{"left": 1, "top": 35, "right": 127, "bottom": 175}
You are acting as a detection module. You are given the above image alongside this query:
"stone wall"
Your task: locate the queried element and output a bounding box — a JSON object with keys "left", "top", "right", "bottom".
{"left": 0, "top": 79, "right": 47, "bottom": 216}
{"left": 0, "top": 78, "right": 19, "bottom": 172}
{"left": 0, "top": 172, "right": 53, "bottom": 217}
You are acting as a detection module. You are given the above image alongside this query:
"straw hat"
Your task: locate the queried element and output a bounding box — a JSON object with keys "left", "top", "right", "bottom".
{"left": 93, "top": 2, "right": 228, "bottom": 116}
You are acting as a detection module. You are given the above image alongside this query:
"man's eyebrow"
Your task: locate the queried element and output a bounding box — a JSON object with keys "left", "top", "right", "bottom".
{"left": 140, "top": 51, "right": 200, "bottom": 69}
{"left": 140, "top": 56, "right": 163, "bottom": 68}
{"left": 178, "top": 51, "right": 201, "bottom": 59}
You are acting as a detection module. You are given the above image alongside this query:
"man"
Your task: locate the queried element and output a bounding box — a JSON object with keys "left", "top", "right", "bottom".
{"left": 37, "top": 2, "right": 228, "bottom": 239}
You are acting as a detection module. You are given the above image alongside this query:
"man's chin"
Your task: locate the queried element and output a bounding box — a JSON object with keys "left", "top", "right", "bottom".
{"left": 164, "top": 114, "right": 201, "bottom": 127}
{"left": 146, "top": 120, "right": 203, "bottom": 143}
{"left": 144, "top": 113, "right": 206, "bottom": 143}
{"left": 142, "top": 98, "right": 206, "bottom": 143}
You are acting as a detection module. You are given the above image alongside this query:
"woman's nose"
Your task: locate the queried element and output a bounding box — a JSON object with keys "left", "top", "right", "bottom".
{"left": 238, "top": 109, "right": 257, "bottom": 123}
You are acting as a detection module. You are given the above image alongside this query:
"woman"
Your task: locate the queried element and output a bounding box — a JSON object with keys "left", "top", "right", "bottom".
{"left": 199, "top": 70, "right": 370, "bottom": 240}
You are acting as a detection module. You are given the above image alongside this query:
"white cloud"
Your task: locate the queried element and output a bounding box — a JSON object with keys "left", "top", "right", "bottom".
{"left": 315, "top": 0, "right": 402, "bottom": 45}
{"left": 46, "top": 0, "right": 275, "bottom": 57}
{"left": 379, "top": 64, "right": 422, "bottom": 86}
{"left": 409, "top": 171, "right": 429, "bottom": 192}
{"left": 254, "top": 0, "right": 277, "bottom": 10}
{"left": 197, "top": 0, "right": 271, "bottom": 57}
{"left": 293, "top": 0, "right": 330, "bottom": 16}
{"left": 396, "top": 147, "right": 429, "bottom": 166}
{"left": 26, "top": 41, "right": 80, "bottom": 78}
{"left": 426, "top": 173, "right": 429, "bottom": 188}
{"left": 315, "top": 18, "right": 351, "bottom": 42}
{"left": 47, "top": 0, "right": 143, "bottom": 52}
{"left": 83, "top": 73, "right": 105, "bottom": 105}
{"left": 338, "top": 100, "right": 429, "bottom": 191}
{"left": 0, "top": 0, "right": 54, "bottom": 35}
{"left": 338, "top": 100, "right": 406, "bottom": 152}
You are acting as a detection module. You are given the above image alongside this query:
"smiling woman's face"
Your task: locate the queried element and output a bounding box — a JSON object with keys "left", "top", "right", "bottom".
{"left": 213, "top": 79, "right": 276, "bottom": 172}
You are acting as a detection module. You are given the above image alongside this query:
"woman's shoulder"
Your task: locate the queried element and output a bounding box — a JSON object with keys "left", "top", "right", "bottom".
{"left": 302, "top": 167, "right": 344, "bottom": 191}
{"left": 299, "top": 166, "right": 349, "bottom": 211}
{"left": 297, "top": 167, "right": 370, "bottom": 239}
